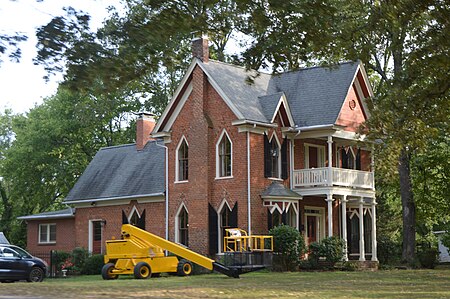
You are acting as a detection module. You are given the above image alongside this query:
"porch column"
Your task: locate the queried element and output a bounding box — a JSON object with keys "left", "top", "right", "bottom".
{"left": 359, "top": 198, "right": 366, "bottom": 261}
{"left": 326, "top": 193, "right": 334, "bottom": 237}
{"left": 341, "top": 195, "right": 348, "bottom": 261}
{"left": 371, "top": 199, "right": 378, "bottom": 262}
{"left": 327, "top": 136, "right": 333, "bottom": 186}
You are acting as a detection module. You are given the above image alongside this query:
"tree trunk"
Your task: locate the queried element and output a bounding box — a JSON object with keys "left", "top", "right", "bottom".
{"left": 398, "top": 148, "right": 416, "bottom": 264}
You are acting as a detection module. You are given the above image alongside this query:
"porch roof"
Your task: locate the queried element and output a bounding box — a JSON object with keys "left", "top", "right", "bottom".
{"left": 261, "top": 181, "right": 302, "bottom": 200}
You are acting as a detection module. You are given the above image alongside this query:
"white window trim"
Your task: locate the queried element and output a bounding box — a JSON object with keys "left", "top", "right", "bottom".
{"left": 215, "top": 129, "right": 233, "bottom": 179}
{"left": 304, "top": 143, "right": 326, "bottom": 168}
{"left": 304, "top": 206, "right": 326, "bottom": 244}
{"left": 174, "top": 203, "right": 189, "bottom": 245}
{"left": 128, "top": 205, "right": 140, "bottom": 223}
{"left": 88, "top": 219, "right": 103, "bottom": 253}
{"left": 217, "top": 199, "right": 232, "bottom": 253}
{"left": 286, "top": 202, "right": 299, "bottom": 229}
{"left": 268, "top": 133, "right": 282, "bottom": 179}
{"left": 175, "top": 136, "right": 189, "bottom": 183}
{"left": 38, "top": 223, "right": 56, "bottom": 244}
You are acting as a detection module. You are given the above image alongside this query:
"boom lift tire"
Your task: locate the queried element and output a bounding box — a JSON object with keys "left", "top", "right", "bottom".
{"left": 134, "top": 262, "right": 152, "bottom": 279}
{"left": 102, "top": 263, "right": 118, "bottom": 280}
{"left": 177, "top": 259, "right": 193, "bottom": 276}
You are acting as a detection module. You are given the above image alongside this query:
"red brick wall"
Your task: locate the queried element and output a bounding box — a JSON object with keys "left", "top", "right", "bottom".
{"left": 336, "top": 84, "right": 366, "bottom": 132}
{"left": 166, "top": 66, "right": 292, "bottom": 253}
{"left": 74, "top": 201, "right": 165, "bottom": 252}
{"left": 26, "top": 218, "right": 76, "bottom": 255}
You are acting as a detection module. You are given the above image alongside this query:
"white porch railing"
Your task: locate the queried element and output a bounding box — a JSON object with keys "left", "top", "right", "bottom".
{"left": 293, "top": 167, "right": 374, "bottom": 190}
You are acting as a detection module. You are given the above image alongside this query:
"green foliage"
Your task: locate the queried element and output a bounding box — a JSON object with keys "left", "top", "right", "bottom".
{"left": 417, "top": 248, "right": 439, "bottom": 269}
{"left": 308, "top": 237, "right": 345, "bottom": 267}
{"left": 377, "top": 235, "right": 402, "bottom": 265}
{"left": 269, "top": 225, "right": 305, "bottom": 271}
{"left": 81, "top": 254, "right": 105, "bottom": 275}
{"left": 71, "top": 247, "right": 90, "bottom": 273}
{"left": 441, "top": 231, "right": 450, "bottom": 252}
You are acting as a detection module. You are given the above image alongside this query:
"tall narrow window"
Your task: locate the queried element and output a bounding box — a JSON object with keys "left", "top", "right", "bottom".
{"left": 178, "top": 207, "right": 189, "bottom": 246}
{"left": 219, "top": 135, "right": 232, "bottom": 177}
{"left": 270, "top": 139, "right": 280, "bottom": 178}
{"left": 216, "top": 131, "right": 232, "bottom": 178}
{"left": 177, "top": 138, "right": 188, "bottom": 181}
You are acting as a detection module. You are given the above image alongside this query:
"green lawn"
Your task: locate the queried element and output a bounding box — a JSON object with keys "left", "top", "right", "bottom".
{"left": 0, "top": 269, "right": 449, "bottom": 298}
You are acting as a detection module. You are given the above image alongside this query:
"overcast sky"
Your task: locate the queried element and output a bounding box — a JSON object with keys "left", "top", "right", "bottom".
{"left": 0, "top": 0, "right": 121, "bottom": 114}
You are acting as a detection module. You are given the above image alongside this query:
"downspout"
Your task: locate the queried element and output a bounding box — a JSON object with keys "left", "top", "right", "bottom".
{"left": 155, "top": 140, "right": 169, "bottom": 245}
{"left": 247, "top": 130, "right": 252, "bottom": 234}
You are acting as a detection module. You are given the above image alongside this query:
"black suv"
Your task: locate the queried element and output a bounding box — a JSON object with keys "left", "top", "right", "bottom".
{"left": 0, "top": 245, "right": 47, "bottom": 282}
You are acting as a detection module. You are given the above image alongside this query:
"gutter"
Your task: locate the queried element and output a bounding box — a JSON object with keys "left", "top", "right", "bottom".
{"left": 155, "top": 140, "right": 169, "bottom": 244}
{"left": 63, "top": 192, "right": 165, "bottom": 205}
{"left": 232, "top": 119, "right": 277, "bottom": 128}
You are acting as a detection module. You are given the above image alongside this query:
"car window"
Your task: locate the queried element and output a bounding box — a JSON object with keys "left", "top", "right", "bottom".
{"left": 2, "top": 247, "right": 20, "bottom": 258}
{"left": 12, "top": 246, "right": 32, "bottom": 258}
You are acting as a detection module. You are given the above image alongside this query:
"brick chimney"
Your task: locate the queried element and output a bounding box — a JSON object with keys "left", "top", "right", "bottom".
{"left": 136, "top": 112, "right": 156, "bottom": 150}
{"left": 192, "top": 36, "right": 209, "bottom": 62}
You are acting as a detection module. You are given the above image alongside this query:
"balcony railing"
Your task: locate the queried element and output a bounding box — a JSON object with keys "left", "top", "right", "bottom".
{"left": 293, "top": 167, "right": 374, "bottom": 190}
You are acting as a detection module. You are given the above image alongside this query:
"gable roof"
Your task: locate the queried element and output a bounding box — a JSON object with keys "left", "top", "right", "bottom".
{"left": 64, "top": 141, "right": 165, "bottom": 203}
{"left": 200, "top": 60, "right": 363, "bottom": 127}
{"left": 155, "top": 59, "right": 368, "bottom": 133}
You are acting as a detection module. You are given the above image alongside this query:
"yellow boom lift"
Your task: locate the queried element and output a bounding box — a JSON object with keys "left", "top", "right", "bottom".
{"left": 102, "top": 225, "right": 273, "bottom": 279}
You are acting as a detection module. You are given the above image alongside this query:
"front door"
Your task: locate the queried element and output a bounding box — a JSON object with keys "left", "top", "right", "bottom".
{"left": 306, "top": 215, "right": 318, "bottom": 244}
{"left": 92, "top": 221, "right": 102, "bottom": 254}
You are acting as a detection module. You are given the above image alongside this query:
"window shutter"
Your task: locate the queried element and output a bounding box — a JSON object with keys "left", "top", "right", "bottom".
{"left": 122, "top": 210, "right": 129, "bottom": 224}
{"left": 341, "top": 147, "right": 348, "bottom": 169}
{"left": 281, "top": 137, "right": 288, "bottom": 180}
{"left": 281, "top": 211, "right": 287, "bottom": 225}
{"left": 264, "top": 133, "right": 271, "bottom": 178}
{"left": 230, "top": 202, "right": 238, "bottom": 227}
{"left": 137, "top": 209, "right": 146, "bottom": 230}
{"left": 268, "top": 210, "right": 273, "bottom": 230}
{"left": 208, "top": 204, "right": 218, "bottom": 255}
{"left": 356, "top": 148, "right": 361, "bottom": 170}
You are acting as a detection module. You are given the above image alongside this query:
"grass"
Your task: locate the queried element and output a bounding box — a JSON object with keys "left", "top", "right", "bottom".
{"left": 0, "top": 269, "right": 449, "bottom": 298}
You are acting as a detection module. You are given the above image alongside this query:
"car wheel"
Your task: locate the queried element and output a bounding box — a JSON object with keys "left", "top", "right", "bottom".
{"left": 177, "top": 259, "right": 193, "bottom": 276}
{"left": 27, "top": 267, "right": 44, "bottom": 282}
{"left": 101, "top": 263, "right": 118, "bottom": 280}
{"left": 133, "top": 262, "right": 151, "bottom": 279}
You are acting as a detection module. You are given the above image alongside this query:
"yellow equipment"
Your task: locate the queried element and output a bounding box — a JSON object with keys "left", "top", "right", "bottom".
{"left": 102, "top": 224, "right": 239, "bottom": 279}
{"left": 223, "top": 228, "right": 273, "bottom": 253}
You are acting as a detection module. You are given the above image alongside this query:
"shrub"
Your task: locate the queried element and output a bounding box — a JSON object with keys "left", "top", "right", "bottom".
{"left": 308, "top": 237, "right": 345, "bottom": 269}
{"left": 269, "top": 225, "right": 306, "bottom": 271}
{"left": 71, "top": 247, "right": 89, "bottom": 272}
{"left": 82, "top": 254, "right": 105, "bottom": 275}
{"left": 417, "top": 248, "right": 439, "bottom": 269}
{"left": 377, "top": 236, "right": 402, "bottom": 265}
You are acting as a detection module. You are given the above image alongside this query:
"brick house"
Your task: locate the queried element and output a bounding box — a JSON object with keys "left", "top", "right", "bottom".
{"left": 19, "top": 37, "right": 377, "bottom": 263}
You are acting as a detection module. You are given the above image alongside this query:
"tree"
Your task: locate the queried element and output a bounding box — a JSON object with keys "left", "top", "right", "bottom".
{"left": 238, "top": 0, "right": 449, "bottom": 264}
{"left": 34, "top": 1, "right": 244, "bottom": 116}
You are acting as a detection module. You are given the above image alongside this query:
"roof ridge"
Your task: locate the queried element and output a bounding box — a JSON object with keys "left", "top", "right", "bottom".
{"left": 278, "top": 60, "right": 357, "bottom": 75}
{"left": 206, "top": 59, "right": 272, "bottom": 77}
{"left": 99, "top": 143, "right": 135, "bottom": 151}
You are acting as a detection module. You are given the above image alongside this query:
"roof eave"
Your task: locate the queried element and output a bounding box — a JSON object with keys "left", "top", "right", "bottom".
{"left": 64, "top": 192, "right": 165, "bottom": 205}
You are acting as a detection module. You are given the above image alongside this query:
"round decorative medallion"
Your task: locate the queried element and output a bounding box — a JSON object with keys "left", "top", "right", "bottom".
{"left": 349, "top": 99, "right": 356, "bottom": 110}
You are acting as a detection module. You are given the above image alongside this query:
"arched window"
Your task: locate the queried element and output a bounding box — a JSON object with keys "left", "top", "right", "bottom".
{"left": 216, "top": 130, "right": 232, "bottom": 178}
{"left": 176, "top": 137, "right": 189, "bottom": 182}
{"left": 269, "top": 136, "right": 280, "bottom": 178}
{"left": 177, "top": 206, "right": 189, "bottom": 246}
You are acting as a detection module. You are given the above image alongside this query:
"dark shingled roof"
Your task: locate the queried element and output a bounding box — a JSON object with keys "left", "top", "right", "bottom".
{"left": 17, "top": 208, "right": 75, "bottom": 220}
{"left": 261, "top": 181, "right": 302, "bottom": 199}
{"left": 64, "top": 141, "right": 165, "bottom": 203}
{"left": 258, "top": 92, "right": 284, "bottom": 122}
{"left": 202, "top": 60, "right": 359, "bottom": 127}
{"left": 201, "top": 60, "right": 271, "bottom": 122}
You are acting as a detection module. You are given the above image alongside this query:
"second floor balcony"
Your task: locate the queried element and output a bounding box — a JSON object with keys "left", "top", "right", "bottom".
{"left": 293, "top": 167, "right": 374, "bottom": 190}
